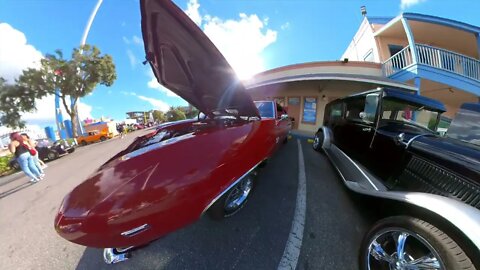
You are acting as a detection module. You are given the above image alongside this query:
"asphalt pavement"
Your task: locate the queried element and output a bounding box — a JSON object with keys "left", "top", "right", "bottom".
{"left": 0, "top": 133, "right": 379, "bottom": 270}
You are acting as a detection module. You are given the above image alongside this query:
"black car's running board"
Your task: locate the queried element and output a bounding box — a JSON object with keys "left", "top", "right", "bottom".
{"left": 324, "top": 144, "right": 387, "bottom": 192}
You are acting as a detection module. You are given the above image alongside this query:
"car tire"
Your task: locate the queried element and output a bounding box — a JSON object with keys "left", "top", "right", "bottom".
{"left": 80, "top": 141, "right": 87, "bottom": 146}
{"left": 11, "top": 162, "right": 20, "bottom": 170}
{"left": 312, "top": 130, "right": 324, "bottom": 152}
{"left": 100, "top": 136, "right": 107, "bottom": 142}
{"left": 360, "top": 215, "right": 475, "bottom": 270}
{"left": 208, "top": 173, "right": 255, "bottom": 220}
{"left": 47, "top": 151, "right": 58, "bottom": 160}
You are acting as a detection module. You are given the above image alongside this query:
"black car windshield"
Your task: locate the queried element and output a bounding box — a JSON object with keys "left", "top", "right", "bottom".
{"left": 254, "top": 101, "right": 275, "bottom": 118}
{"left": 381, "top": 98, "right": 440, "bottom": 132}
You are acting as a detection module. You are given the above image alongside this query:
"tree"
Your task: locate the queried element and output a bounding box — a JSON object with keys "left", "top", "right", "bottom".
{"left": 152, "top": 110, "right": 166, "bottom": 122}
{"left": 184, "top": 107, "right": 199, "bottom": 119}
{"left": 0, "top": 77, "right": 40, "bottom": 128}
{"left": 166, "top": 107, "right": 186, "bottom": 122}
{"left": 4, "top": 44, "right": 116, "bottom": 136}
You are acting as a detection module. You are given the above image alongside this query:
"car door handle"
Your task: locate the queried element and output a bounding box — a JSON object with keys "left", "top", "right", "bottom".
{"left": 362, "top": 127, "right": 371, "bottom": 132}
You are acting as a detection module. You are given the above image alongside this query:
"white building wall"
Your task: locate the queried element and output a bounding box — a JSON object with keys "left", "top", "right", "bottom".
{"left": 341, "top": 18, "right": 380, "bottom": 63}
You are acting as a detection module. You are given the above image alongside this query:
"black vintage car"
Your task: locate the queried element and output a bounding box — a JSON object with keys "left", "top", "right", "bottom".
{"left": 9, "top": 139, "right": 75, "bottom": 169}
{"left": 313, "top": 88, "right": 480, "bottom": 270}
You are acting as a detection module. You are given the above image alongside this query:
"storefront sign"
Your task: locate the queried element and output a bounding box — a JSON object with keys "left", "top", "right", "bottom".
{"left": 302, "top": 97, "right": 317, "bottom": 123}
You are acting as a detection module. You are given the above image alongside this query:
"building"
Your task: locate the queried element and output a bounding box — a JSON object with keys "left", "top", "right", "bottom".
{"left": 246, "top": 61, "right": 416, "bottom": 132}
{"left": 247, "top": 9, "right": 480, "bottom": 133}
{"left": 342, "top": 11, "right": 480, "bottom": 118}
{"left": 125, "top": 111, "right": 153, "bottom": 124}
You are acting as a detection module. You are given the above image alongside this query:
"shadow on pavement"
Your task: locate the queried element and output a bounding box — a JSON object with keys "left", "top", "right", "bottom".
{"left": 0, "top": 181, "right": 34, "bottom": 199}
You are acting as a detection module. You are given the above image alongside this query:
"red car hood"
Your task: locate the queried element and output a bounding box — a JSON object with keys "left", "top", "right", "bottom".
{"left": 140, "top": 0, "right": 259, "bottom": 118}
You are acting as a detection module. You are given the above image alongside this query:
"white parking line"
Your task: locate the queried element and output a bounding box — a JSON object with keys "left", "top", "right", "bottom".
{"left": 277, "top": 139, "right": 307, "bottom": 270}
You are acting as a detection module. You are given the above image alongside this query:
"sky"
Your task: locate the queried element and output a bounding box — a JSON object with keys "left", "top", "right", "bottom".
{"left": 1, "top": 0, "right": 480, "bottom": 133}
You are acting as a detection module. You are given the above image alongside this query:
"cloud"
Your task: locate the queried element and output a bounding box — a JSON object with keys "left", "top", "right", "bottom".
{"left": 281, "top": 22, "right": 290, "bottom": 30}
{"left": 137, "top": 95, "right": 170, "bottom": 111}
{"left": 400, "top": 0, "right": 427, "bottom": 9}
{"left": 0, "top": 23, "right": 43, "bottom": 83}
{"left": 185, "top": 0, "right": 202, "bottom": 26}
{"left": 132, "top": 35, "right": 143, "bottom": 45}
{"left": 147, "top": 70, "right": 180, "bottom": 97}
{"left": 120, "top": 91, "right": 136, "bottom": 96}
{"left": 22, "top": 95, "right": 93, "bottom": 124}
{"left": 123, "top": 35, "right": 143, "bottom": 46}
{"left": 183, "top": 0, "right": 277, "bottom": 80}
{"left": 126, "top": 49, "right": 138, "bottom": 68}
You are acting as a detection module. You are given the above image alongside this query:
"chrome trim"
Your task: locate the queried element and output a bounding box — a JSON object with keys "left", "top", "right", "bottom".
{"left": 201, "top": 160, "right": 263, "bottom": 215}
{"left": 333, "top": 145, "right": 379, "bottom": 191}
{"left": 405, "top": 134, "right": 434, "bottom": 149}
{"left": 367, "top": 228, "right": 443, "bottom": 270}
{"left": 103, "top": 247, "right": 133, "bottom": 264}
{"left": 120, "top": 224, "right": 150, "bottom": 237}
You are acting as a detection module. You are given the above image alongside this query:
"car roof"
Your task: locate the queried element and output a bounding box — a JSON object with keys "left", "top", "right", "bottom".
{"left": 339, "top": 87, "right": 446, "bottom": 112}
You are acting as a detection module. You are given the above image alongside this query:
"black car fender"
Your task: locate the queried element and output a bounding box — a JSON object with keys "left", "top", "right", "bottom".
{"left": 322, "top": 141, "right": 480, "bottom": 257}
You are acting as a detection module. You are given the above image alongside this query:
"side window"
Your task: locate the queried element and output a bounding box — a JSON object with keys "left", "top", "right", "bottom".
{"left": 345, "top": 98, "right": 366, "bottom": 121}
{"left": 329, "top": 103, "right": 343, "bottom": 123}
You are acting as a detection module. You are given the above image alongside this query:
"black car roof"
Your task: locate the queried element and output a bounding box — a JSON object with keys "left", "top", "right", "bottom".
{"left": 337, "top": 87, "right": 446, "bottom": 112}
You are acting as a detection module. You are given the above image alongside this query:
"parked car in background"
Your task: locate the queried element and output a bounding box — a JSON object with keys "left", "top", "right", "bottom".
{"left": 76, "top": 130, "right": 113, "bottom": 146}
{"left": 54, "top": 0, "right": 291, "bottom": 265}
{"left": 9, "top": 139, "right": 75, "bottom": 169}
{"left": 313, "top": 88, "right": 480, "bottom": 270}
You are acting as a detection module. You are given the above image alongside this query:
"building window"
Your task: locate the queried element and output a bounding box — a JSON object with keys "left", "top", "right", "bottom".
{"left": 302, "top": 97, "right": 317, "bottom": 124}
{"left": 363, "top": 49, "right": 374, "bottom": 61}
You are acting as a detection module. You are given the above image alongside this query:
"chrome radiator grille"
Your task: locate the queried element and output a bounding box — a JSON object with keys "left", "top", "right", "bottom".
{"left": 397, "top": 156, "right": 480, "bottom": 209}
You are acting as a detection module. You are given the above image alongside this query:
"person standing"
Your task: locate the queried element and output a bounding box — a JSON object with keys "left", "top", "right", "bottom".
{"left": 9, "top": 132, "right": 43, "bottom": 183}
{"left": 118, "top": 124, "right": 125, "bottom": 139}
{"left": 21, "top": 133, "right": 47, "bottom": 173}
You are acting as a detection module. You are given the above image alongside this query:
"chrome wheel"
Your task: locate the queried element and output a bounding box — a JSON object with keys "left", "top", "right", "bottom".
{"left": 224, "top": 176, "right": 253, "bottom": 215}
{"left": 367, "top": 228, "right": 444, "bottom": 270}
{"left": 312, "top": 131, "right": 323, "bottom": 151}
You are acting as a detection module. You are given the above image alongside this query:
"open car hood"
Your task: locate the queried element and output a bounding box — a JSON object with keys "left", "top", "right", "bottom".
{"left": 140, "top": 0, "right": 260, "bottom": 118}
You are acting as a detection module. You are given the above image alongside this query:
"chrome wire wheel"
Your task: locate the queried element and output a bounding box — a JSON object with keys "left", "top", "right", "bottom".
{"left": 313, "top": 136, "right": 320, "bottom": 149}
{"left": 224, "top": 176, "right": 253, "bottom": 215}
{"left": 312, "top": 131, "right": 323, "bottom": 151}
{"left": 366, "top": 228, "right": 444, "bottom": 270}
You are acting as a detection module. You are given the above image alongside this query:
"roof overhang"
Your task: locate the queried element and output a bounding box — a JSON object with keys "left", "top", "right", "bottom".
{"left": 374, "top": 13, "right": 480, "bottom": 37}
{"left": 246, "top": 73, "right": 417, "bottom": 92}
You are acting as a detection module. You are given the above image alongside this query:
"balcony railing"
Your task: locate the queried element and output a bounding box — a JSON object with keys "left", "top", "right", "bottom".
{"left": 383, "top": 44, "right": 480, "bottom": 82}
{"left": 383, "top": 45, "right": 414, "bottom": 77}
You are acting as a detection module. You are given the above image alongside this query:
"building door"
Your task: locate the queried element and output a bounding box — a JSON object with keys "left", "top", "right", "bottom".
{"left": 287, "top": 97, "right": 301, "bottom": 129}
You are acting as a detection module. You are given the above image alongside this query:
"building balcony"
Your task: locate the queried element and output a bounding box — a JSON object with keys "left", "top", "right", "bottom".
{"left": 383, "top": 44, "right": 480, "bottom": 81}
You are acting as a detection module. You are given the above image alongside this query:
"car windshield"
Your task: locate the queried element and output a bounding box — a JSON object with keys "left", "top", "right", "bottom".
{"left": 381, "top": 98, "right": 440, "bottom": 132}
{"left": 254, "top": 101, "right": 274, "bottom": 118}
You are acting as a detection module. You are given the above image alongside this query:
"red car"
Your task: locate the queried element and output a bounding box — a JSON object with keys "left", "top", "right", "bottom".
{"left": 54, "top": 0, "right": 291, "bottom": 264}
